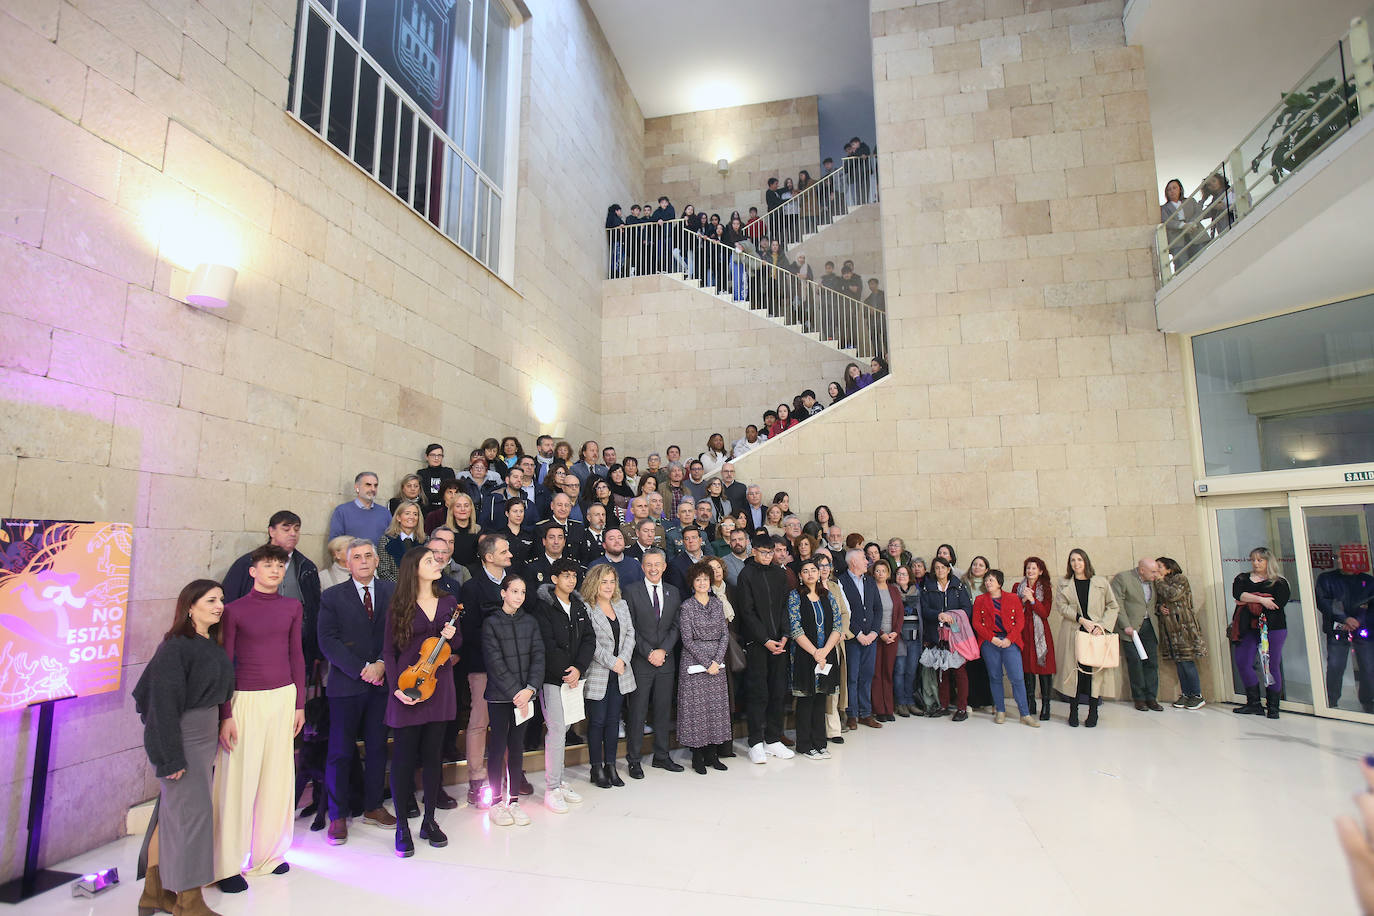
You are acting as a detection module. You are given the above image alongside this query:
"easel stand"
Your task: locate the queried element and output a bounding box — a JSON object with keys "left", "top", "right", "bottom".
{"left": 0, "top": 698, "right": 79, "bottom": 903}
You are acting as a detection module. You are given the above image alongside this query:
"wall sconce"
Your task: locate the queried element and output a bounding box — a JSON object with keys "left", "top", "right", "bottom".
{"left": 717, "top": 158, "right": 729, "bottom": 175}
{"left": 531, "top": 384, "right": 558, "bottom": 425}
{"left": 185, "top": 264, "right": 237, "bottom": 309}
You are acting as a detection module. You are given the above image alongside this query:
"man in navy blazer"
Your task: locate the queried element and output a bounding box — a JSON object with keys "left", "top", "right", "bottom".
{"left": 839, "top": 548, "right": 882, "bottom": 730}
{"left": 317, "top": 538, "right": 397, "bottom": 844}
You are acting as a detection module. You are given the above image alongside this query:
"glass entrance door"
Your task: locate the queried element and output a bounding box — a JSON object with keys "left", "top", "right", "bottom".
{"left": 1291, "top": 491, "right": 1374, "bottom": 723}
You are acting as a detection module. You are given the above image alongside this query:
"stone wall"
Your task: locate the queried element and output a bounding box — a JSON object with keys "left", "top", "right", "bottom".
{"left": 0, "top": 0, "right": 642, "bottom": 878}
{"left": 599, "top": 274, "right": 852, "bottom": 458}
{"left": 729, "top": 0, "right": 1209, "bottom": 699}
{"left": 788, "top": 202, "right": 886, "bottom": 291}
{"left": 642, "top": 96, "right": 822, "bottom": 218}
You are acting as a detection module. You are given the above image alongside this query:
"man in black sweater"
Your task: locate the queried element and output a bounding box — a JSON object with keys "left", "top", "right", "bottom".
{"left": 530, "top": 560, "right": 595, "bottom": 813}
{"left": 735, "top": 533, "right": 795, "bottom": 765}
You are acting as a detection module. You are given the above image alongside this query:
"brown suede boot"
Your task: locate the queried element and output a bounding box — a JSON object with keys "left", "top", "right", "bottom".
{"left": 172, "top": 887, "right": 221, "bottom": 916}
{"left": 138, "top": 865, "right": 177, "bottom": 915}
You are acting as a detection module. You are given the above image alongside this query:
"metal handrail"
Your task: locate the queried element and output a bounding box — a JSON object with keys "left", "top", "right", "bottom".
{"left": 751, "top": 155, "right": 879, "bottom": 247}
{"left": 604, "top": 220, "right": 889, "bottom": 359}
{"left": 1156, "top": 11, "right": 1372, "bottom": 286}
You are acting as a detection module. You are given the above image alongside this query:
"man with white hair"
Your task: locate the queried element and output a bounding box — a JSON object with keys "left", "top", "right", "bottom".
{"left": 1112, "top": 558, "right": 1162, "bottom": 712}
{"left": 742, "top": 484, "right": 767, "bottom": 531}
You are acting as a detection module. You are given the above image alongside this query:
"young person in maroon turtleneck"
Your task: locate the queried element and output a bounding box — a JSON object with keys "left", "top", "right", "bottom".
{"left": 212, "top": 544, "right": 305, "bottom": 893}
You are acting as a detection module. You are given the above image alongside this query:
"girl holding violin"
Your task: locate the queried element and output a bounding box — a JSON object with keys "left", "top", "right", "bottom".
{"left": 384, "top": 548, "right": 460, "bottom": 857}
{"left": 481, "top": 576, "right": 545, "bottom": 827}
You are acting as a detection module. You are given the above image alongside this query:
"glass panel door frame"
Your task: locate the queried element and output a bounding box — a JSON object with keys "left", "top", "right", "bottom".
{"left": 1288, "top": 486, "right": 1374, "bottom": 724}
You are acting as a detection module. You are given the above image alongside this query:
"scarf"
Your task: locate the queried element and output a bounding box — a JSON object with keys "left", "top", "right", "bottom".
{"left": 1019, "top": 577, "right": 1048, "bottom": 666}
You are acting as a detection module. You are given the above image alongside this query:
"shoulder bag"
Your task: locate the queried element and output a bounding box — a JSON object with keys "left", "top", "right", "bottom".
{"left": 1075, "top": 629, "right": 1120, "bottom": 669}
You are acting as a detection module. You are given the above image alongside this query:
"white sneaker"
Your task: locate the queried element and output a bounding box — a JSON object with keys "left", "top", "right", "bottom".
{"left": 748, "top": 743, "right": 767, "bottom": 764}
{"left": 544, "top": 790, "right": 568, "bottom": 814}
{"left": 765, "top": 741, "right": 795, "bottom": 760}
{"left": 644, "top": 724, "right": 654, "bottom": 734}
{"left": 818, "top": 748, "right": 832, "bottom": 759}
{"left": 803, "top": 749, "right": 824, "bottom": 760}
{"left": 559, "top": 782, "right": 583, "bottom": 805}
{"left": 509, "top": 801, "right": 531, "bottom": 826}
{"left": 489, "top": 803, "right": 515, "bottom": 827}
{"left": 617, "top": 722, "right": 626, "bottom": 739}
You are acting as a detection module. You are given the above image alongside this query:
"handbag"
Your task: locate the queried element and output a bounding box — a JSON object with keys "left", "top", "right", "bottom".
{"left": 1228, "top": 601, "right": 1262, "bottom": 642}
{"left": 726, "top": 629, "right": 746, "bottom": 673}
{"left": 946, "top": 609, "right": 981, "bottom": 662}
{"left": 1075, "top": 630, "right": 1120, "bottom": 669}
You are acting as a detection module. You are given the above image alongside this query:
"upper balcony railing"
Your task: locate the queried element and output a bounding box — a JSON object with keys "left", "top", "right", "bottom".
{"left": 1156, "top": 10, "right": 1374, "bottom": 286}
{"left": 754, "top": 155, "right": 880, "bottom": 246}
{"left": 605, "top": 219, "right": 889, "bottom": 359}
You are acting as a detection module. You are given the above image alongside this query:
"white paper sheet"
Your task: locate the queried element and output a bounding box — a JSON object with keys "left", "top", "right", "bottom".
{"left": 686, "top": 664, "right": 707, "bottom": 674}
{"left": 1132, "top": 631, "right": 1148, "bottom": 660}
{"left": 560, "top": 682, "right": 585, "bottom": 725}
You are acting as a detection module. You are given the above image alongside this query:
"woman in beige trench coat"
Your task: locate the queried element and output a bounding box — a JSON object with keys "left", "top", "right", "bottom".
{"left": 1054, "top": 548, "right": 1121, "bottom": 727}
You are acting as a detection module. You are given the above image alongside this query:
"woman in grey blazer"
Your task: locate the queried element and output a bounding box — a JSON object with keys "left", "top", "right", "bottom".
{"left": 580, "top": 564, "right": 637, "bottom": 789}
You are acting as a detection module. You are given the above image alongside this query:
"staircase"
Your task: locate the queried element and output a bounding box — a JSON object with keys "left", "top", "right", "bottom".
{"left": 754, "top": 154, "right": 880, "bottom": 250}
{"left": 605, "top": 217, "right": 888, "bottom": 360}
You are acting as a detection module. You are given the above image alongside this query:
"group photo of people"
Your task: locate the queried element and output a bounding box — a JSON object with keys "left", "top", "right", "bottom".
{"left": 132, "top": 423, "right": 1270, "bottom": 915}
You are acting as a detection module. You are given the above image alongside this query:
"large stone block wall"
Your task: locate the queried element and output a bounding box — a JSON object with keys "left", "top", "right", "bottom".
{"left": 599, "top": 274, "right": 853, "bottom": 458}
{"left": 642, "top": 96, "right": 822, "bottom": 218}
{"left": 788, "top": 202, "right": 887, "bottom": 290}
{"left": 729, "top": 0, "right": 1210, "bottom": 698}
{"left": 0, "top": 0, "right": 642, "bottom": 879}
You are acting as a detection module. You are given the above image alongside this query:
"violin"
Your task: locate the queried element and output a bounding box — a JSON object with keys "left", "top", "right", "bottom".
{"left": 397, "top": 603, "right": 462, "bottom": 702}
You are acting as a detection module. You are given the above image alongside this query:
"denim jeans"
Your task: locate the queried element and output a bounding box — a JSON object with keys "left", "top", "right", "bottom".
{"left": 845, "top": 638, "right": 876, "bottom": 718}
{"left": 893, "top": 638, "right": 921, "bottom": 705}
{"left": 1174, "top": 660, "right": 1201, "bottom": 697}
{"left": 981, "top": 641, "right": 1029, "bottom": 715}
{"left": 586, "top": 677, "right": 624, "bottom": 767}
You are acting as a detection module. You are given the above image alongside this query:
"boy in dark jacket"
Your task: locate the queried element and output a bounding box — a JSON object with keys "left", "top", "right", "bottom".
{"left": 530, "top": 559, "right": 596, "bottom": 813}
{"left": 481, "top": 576, "right": 545, "bottom": 826}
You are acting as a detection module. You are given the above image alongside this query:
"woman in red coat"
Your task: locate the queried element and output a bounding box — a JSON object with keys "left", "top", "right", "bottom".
{"left": 971, "top": 569, "right": 1038, "bottom": 727}
{"left": 1016, "top": 557, "right": 1056, "bottom": 721}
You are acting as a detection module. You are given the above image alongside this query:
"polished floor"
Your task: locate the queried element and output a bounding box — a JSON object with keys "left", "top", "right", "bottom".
{"left": 16, "top": 702, "right": 1372, "bottom": 915}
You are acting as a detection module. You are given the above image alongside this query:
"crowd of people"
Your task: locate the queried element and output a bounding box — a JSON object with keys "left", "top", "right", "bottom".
{"left": 135, "top": 429, "right": 1292, "bottom": 915}
{"left": 605, "top": 142, "right": 887, "bottom": 354}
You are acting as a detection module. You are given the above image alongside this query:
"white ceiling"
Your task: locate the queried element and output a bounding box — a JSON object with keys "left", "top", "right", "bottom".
{"left": 586, "top": 0, "right": 876, "bottom": 158}
{"left": 1127, "top": 0, "right": 1371, "bottom": 195}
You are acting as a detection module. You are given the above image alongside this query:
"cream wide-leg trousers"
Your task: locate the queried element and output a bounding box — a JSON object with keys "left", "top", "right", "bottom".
{"left": 212, "top": 684, "right": 296, "bottom": 880}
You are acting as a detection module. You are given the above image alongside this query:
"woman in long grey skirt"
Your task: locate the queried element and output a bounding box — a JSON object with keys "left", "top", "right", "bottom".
{"left": 134, "top": 579, "right": 234, "bottom": 916}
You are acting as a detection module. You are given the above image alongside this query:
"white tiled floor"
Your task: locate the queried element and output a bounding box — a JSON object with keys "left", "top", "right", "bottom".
{"left": 15, "top": 704, "right": 1372, "bottom": 915}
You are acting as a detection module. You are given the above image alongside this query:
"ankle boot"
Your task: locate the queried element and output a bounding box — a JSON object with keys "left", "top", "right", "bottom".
{"left": 706, "top": 745, "right": 728, "bottom": 771}
{"left": 1265, "top": 688, "right": 1281, "bottom": 719}
{"left": 1234, "top": 685, "right": 1263, "bottom": 714}
{"left": 606, "top": 764, "right": 625, "bottom": 787}
{"left": 591, "top": 764, "right": 612, "bottom": 789}
{"left": 1068, "top": 699, "right": 1080, "bottom": 727}
{"left": 139, "top": 865, "right": 178, "bottom": 915}
{"left": 691, "top": 748, "right": 707, "bottom": 775}
{"left": 171, "top": 887, "right": 220, "bottom": 916}
{"left": 394, "top": 822, "right": 414, "bottom": 858}
{"left": 1085, "top": 698, "right": 1099, "bottom": 728}
{"left": 419, "top": 816, "right": 448, "bottom": 847}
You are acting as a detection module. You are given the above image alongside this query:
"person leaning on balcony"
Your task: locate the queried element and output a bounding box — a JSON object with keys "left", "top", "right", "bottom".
{"left": 1159, "top": 179, "right": 1202, "bottom": 271}
{"left": 843, "top": 362, "right": 872, "bottom": 394}
{"left": 1200, "top": 172, "right": 1235, "bottom": 237}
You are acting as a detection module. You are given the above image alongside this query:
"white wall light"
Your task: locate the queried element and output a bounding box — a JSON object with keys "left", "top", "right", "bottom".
{"left": 531, "top": 384, "right": 558, "bottom": 425}
{"left": 717, "top": 158, "right": 729, "bottom": 175}
{"left": 185, "top": 264, "right": 238, "bottom": 309}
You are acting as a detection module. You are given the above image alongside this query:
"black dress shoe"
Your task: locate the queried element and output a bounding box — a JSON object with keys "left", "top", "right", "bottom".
{"left": 517, "top": 776, "right": 533, "bottom": 796}
{"left": 652, "top": 757, "right": 684, "bottom": 772}
{"left": 626, "top": 761, "right": 645, "bottom": 780}
{"left": 591, "top": 765, "right": 612, "bottom": 789}
{"left": 272, "top": 863, "right": 290, "bottom": 875}
{"left": 830, "top": 735, "right": 844, "bottom": 744}
{"left": 435, "top": 788, "right": 458, "bottom": 810}
{"left": 394, "top": 827, "right": 414, "bottom": 858}
{"left": 606, "top": 764, "right": 625, "bottom": 787}
{"left": 418, "top": 818, "right": 448, "bottom": 848}
{"left": 217, "top": 876, "right": 248, "bottom": 893}
{"left": 1146, "top": 700, "right": 1164, "bottom": 712}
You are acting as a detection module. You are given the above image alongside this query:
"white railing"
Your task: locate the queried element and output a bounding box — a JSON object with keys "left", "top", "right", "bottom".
{"left": 289, "top": 0, "right": 506, "bottom": 273}
{"left": 752, "top": 155, "right": 879, "bottom": 247}
{"left": 1156, "top": 11, "right": 1373, "bottom": 285}
{"left": 605, "top": 220, "right": 889, "bottom": 359}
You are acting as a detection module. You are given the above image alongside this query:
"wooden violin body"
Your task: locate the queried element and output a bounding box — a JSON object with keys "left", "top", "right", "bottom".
{"left": 398, "top": 603, "right": 462, "bottom": 702}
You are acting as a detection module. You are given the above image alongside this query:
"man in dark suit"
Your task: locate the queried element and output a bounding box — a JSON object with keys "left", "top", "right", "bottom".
{"left": 666, "top": 526, "right": 710, "bottom": 595}
{"left": 524, "top": 523, "right": 583, "bottom": 592}
{"left": 316, "top": 539, "right": 397, "bottom": 844}
{"left": 736, "top": 534, "right": 795, "bottom": 763}
{"left": 480, "top": 465, "right": 534, "bottom": 533}
{"left": 622, "top": 548, "right": 683, "bottom": 777}
{"left": 839, "top": 548, "right": 882, "bottom": 729}
{"left": 740, "top": 484, "right": 768, "bottom": 532}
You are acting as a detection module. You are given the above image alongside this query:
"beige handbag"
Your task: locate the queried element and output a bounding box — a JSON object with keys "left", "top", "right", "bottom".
{"left": 1075, "top": 630, "right": 1121, "bottom": 669}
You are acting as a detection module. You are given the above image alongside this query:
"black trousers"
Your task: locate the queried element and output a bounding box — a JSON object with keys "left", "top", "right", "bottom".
{"left": 745, "top": 643, "right": 789, "bottom": 746}
{"left": 486, "top": 702, "right": 530, "bottom": 804}
{"left": 793, "top": 694, "right": 827, "bottom": 753}
{"left": 627, "top": 660, "right": 675, "bottom": 763}
{"left": 326, "top": 689, "right": 388, "bottom": 820}
{"left": 390, "top": 720, "right": 444, "bottom": 821}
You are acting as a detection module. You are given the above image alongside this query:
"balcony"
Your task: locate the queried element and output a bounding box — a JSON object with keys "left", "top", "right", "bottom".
{"left": 1154, "top": 10, "right": 1374, "bottom": 333}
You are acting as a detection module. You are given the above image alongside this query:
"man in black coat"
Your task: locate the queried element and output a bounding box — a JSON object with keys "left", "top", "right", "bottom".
{"left": 529, "top": 559, "right": 596, "bottom": 812}
{"left": 735, "top": 533, "right": 795, "bottom": 764}
{"left": 223, "top": 509, "right": 322, "bottom": 671}
{"left": 523, "top": 523, "right": 583, "bottom": 593}
{"left": 316, "top": 539, "right": 396, "bottom": 843}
